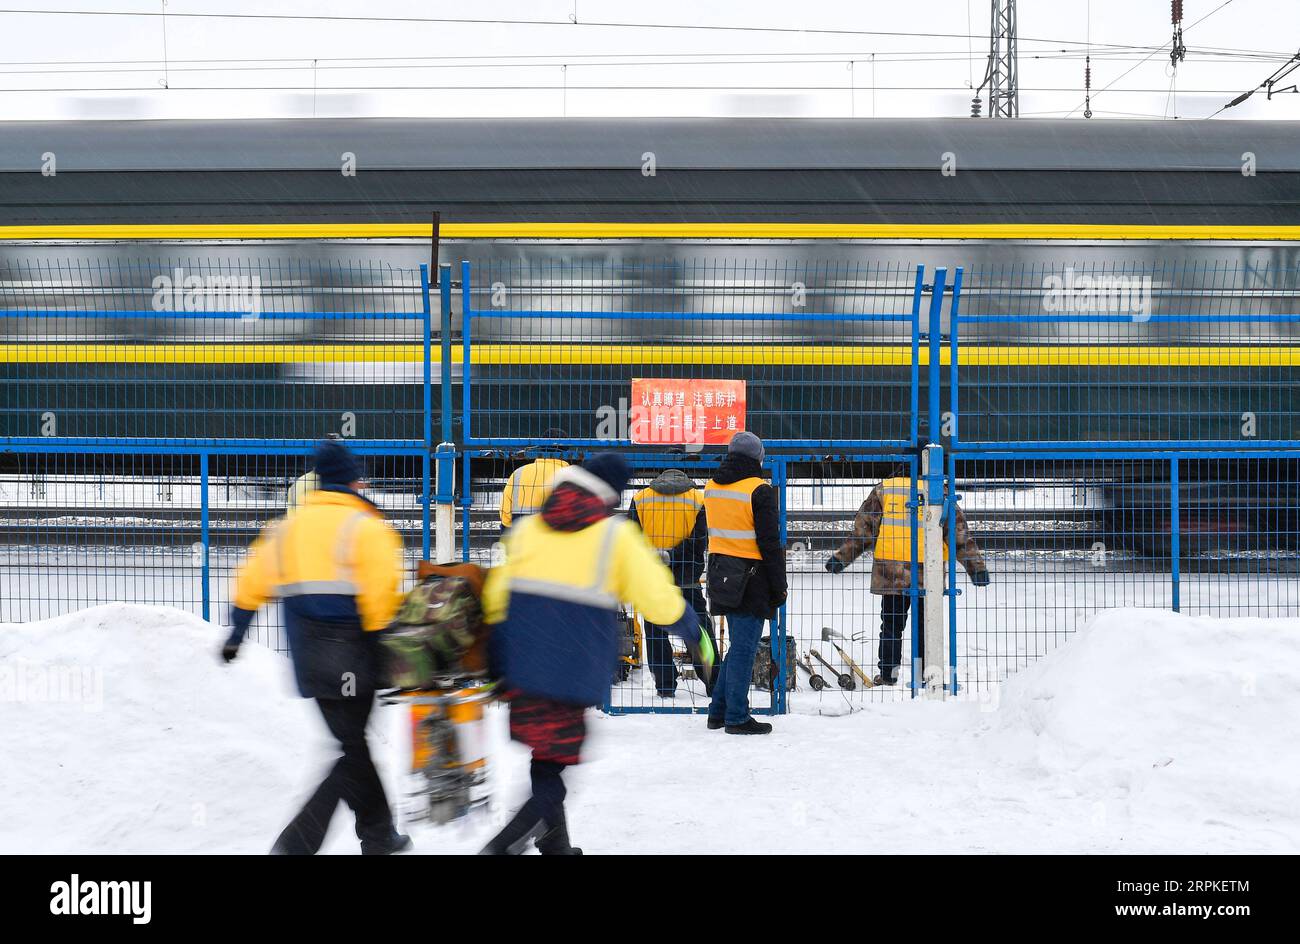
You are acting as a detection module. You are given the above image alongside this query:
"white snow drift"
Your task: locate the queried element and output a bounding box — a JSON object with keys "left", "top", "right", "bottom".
{"left": 1, "top": 603, "right": 1296, "bottom": 854}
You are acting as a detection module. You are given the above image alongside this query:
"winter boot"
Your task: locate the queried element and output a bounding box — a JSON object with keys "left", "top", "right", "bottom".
{"left": 536, "top": 810, "right": 583, "bottom": 855}
{"left": 725, "top": 718, "right": 773, "bottom": 735}
{"left": 872, "top": 673, "right": 898, "bottom": 687}
{"left": 707, "top": 715, "right": 726, "bottom": 730}
{"left": 479, "top": 801, "right": 546, "bottom": 855}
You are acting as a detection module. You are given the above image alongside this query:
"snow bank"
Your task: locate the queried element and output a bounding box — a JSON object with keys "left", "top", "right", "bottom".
{"left": 980, "top": 607, "right": 1300, "bottom": 848}
{"left": 2, "top": 603, "right": 1297, "bottom": 854}
{"left": 0, "top": 604, "right": 324, "bottom": 854}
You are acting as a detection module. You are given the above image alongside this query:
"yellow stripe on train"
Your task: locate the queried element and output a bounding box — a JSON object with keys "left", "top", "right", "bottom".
{"left": 3, "top": 343, "right": 1300, "bottom": 366}
{"left": 4, "top": 223, "right": 1300, "bottom": 241}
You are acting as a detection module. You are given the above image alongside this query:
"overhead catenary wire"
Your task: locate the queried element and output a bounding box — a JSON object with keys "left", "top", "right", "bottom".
{"left": 0, "top": 5, "right": 1273, "bottom": 56}
{"left": 1065, "top": 0, "right": 1240, "bottom": 118}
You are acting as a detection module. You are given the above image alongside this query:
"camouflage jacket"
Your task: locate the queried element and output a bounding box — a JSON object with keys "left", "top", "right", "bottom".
{"left": 830, "top": 484, "right": 987, "bottom": 594}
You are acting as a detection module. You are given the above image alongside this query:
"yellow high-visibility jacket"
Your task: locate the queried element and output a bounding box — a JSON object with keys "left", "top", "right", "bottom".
{"left": 499, "top": 458, "right": 569, "bottom": 527}
{"left": 482, "top": 512, "right": 688, "bottom": 704}
{"left": 703, "top": 476, "right": 764, "bottom": 560}
{"left": 232, "top": 488, "right": 404, "bottom": 633}
{"left": 876, "top": 476, "right": 947, "bottom": 563}
{"left": 630, "top": 485, "right": 705, "bottom": 550}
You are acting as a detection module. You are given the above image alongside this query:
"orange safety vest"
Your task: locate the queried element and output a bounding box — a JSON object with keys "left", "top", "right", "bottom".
{"left": 875, "top": 477, "right": 947, "bottom": 563}
{"left": 703, "top": 477, "right": 763, "bottom": 560}
{"left": 632, "top": 486, "right": 704, "bottom": 550}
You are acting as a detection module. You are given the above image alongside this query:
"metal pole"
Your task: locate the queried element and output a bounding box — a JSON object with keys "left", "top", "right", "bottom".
{"left": 922, "top": 443, "right": 946, "bottom": 699}
{"left": 948, "top": 267, "right": 964, "bottom": 448}
{"left": 1171, "top": 457, "right": 1181, "bottom": 612}
{"left": 420, "top": 265, "right": 432, "bottom": 561}
{"left": 909, "top": 265, "right": 924, "bottom": 447}
{"left": 927, "top": 268, "right": 948, "bottom": 446}
{"left": 946, "top": 449, "right": 959, "bottom": 694}
{"left": 435, "top": 262, "right": 457, "bottom": 566}
{"left": 460, "top": 260, "right": 473, "bottom": 446}
{"left": 773, "top": 456, "right": 788, "bottom": 715}
{"left": 200, "top": 451, "right": 210, "bottom": 622}
{"left": 435, "top": 443, "right": 456, "bottom": 564}
{"left": 440, "top": 262, "right": 453, "bottom": 446}
{"left": 909, "top": 454, "right": 921, "bottom": 698}
{"left": 461, "top": 447, "right": 472, "bottom": 563}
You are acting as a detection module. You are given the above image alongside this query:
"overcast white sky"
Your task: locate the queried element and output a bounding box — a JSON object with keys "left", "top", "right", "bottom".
{"left": 1, "top": 0, "right": 1297, "bottom": 121}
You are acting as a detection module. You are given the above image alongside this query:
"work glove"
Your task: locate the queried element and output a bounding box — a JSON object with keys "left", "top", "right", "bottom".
{"left": 220, "top": 626, "right": 244, "bottom": 663}
{"left": 971, "top": 569, "right": 991, "bottom": 587}
{"left": 824, "top": 557, "right": 847, "bottom": 575}
{"left": 770, "top": 588, "right": 789, "bottom": 609}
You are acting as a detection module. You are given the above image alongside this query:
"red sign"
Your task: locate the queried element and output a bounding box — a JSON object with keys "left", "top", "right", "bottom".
{"left": 629, "top": 378, "right": 746, "bottom": 446}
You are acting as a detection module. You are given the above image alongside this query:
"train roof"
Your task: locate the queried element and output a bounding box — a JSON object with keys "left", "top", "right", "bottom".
{"left": 1, "top": 117, "right": 1297, "bottom": 173}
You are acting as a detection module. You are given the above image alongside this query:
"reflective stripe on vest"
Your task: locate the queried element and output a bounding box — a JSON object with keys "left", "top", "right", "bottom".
{"left": 703, "top": 478, "right": 763, "bottom": 560}
{"left": 875, "top": 478, "right": 947, "bottom": 563}
{"left": 506, "top": 516, "right": 623, "bottom": 610}
{"left": 633, "top": 486, "right": 703, "bottom": 550}
{"left": 510, "top": 471, "right": 541, "bottom": 518}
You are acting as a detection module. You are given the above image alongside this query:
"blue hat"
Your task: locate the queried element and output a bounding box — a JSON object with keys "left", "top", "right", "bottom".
{"left": 313, "top": 438, "right": 365, "bottom": 486}
{"left": 582, "top": 452, "right": 630, "bottom": 500}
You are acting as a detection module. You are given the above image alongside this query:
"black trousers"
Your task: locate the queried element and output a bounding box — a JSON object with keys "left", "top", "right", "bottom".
{"left": 645, "top": 587, "right": 714, "bottom": 695}
{"left": 878, "top": 593, "right": 916, "bottom": 681}
{"left": 274, "top": 695, "right": 394, "bottom": 854}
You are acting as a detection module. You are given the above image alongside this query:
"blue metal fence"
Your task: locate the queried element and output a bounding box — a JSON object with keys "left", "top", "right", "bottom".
{"left": 458, "top": 258, "right": 924, "bottom": 449}
{"left": 0, "top": 260, "right": 436, "bottom": 649}
{"left": 5, "top": 254, "right": 1299, "bottom": 710}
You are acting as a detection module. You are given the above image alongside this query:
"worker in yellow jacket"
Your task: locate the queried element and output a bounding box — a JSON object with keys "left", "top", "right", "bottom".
{"left": 221, "top": 438, "right": 409, "bottom": 856}
{"left": 479, "top": 453, "right": 714, "bottom": 855}
{"left": 499, "top": 455, "right": 569, "bottom": 529}
{"left": 628, "top": 469, "right": 716, "bottom": 696}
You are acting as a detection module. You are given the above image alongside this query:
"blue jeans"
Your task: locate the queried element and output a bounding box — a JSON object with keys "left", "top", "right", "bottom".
{"left": 708, "top": 612, "right": 765, "bottom": 726}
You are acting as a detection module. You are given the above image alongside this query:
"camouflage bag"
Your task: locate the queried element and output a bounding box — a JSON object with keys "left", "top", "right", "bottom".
{"left": 382, "top": 574, "right": 483, "bottom": 690}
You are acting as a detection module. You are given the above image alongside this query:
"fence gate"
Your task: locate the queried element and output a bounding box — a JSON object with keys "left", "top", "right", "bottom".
{"left": 451, "top": 258, "right": 947, "bottom": 711}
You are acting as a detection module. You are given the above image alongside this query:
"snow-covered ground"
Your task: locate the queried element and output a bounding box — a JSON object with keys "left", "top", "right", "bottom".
{"left": 2, "top": 602, "right": 1296, "bottom": 854}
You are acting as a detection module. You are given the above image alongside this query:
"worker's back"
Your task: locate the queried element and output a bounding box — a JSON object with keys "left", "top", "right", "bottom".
{"left": 630, "top": 469, "right": 707, "bottom": 588}
{"left": 232, "top": 486, "right": 404, "bottom": 698}
{"left": 483, "top": 463, "right": 689, "bottom": 706}
{"left": 500, "top": 457, "right": 569, "bottom": 527}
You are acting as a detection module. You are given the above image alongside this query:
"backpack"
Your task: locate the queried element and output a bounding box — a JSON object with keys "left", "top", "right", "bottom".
{"left": 382, "top": 569, "right": 486, "bottom": 690}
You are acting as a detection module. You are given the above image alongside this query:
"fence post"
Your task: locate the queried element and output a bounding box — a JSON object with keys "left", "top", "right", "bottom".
{"left": 946, "top": 448, "right": 959, "bottom": 694}
{"left": 922, "top": 443, "right": 947, "bottom": 699}
{"left": 927, "top": 268, "right": 948, "bottom": 445}
{"left": 909, "top": 265, "right": 925, "bottom": 447}
{"left": 772, "top": 456, "right": 788, "bottom": 714}
{"left": 461, "top": 447, "right": 473, "bottom": 563}
{"left": 1171, "top": 457, "right": 1181, "bottom": 612}
{"left": 200, "top": 451, "right": 210, "bottom": 622}
{"left": 460, "top": 261, "right": 473, "bottom": 446}
{"left": 948, "top": 267, "right": 963, "bottom": 449}
{"left": 908, "top": 454, "right": 922, "bottom": 698}
{"left": 420, "top": 264, "right": 433, "bottom": 560}
{"left": 435, "top": 443, "right": 456, "bottom": 564}
{"left": 440, "top": 263, "right": 453, "bottom": 445}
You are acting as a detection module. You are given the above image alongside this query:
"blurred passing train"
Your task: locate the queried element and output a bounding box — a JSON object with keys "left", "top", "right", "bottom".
{"left": 1, "top": 117, "right": 1298, "bottom": 556}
